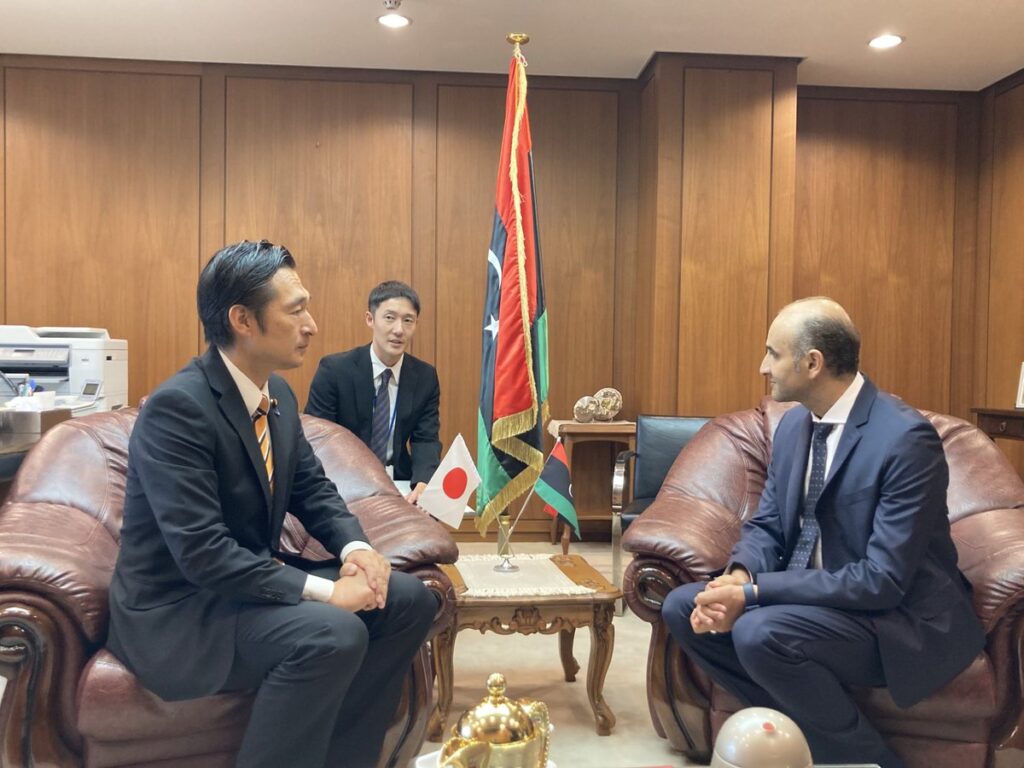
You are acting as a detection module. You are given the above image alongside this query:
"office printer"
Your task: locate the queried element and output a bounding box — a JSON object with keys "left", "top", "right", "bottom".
{"left": 0, "top": 326, "right": 128, "bottom": 411}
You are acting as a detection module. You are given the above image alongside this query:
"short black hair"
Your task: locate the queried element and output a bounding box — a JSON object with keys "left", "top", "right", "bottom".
{"left": 368, "top": 281, "right": 420, "bottom": 315}
{"left": 197, "top": 240, "right": 295, "bottom": 349}
{"left": 792, "top": 315, "right": 861, "bottom": 377}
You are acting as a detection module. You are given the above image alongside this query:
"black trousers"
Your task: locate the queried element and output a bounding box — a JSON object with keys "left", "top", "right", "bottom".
{"left": 662, "top": 582, "right": 904, "bottom": 768}
{"left": 222, "top": 569, "right": 436, "bottom": 768}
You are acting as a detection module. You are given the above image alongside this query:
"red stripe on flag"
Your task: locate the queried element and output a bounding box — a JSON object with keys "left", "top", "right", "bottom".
{"left": 492, "top": 55, "right": 539, "bottom": 423}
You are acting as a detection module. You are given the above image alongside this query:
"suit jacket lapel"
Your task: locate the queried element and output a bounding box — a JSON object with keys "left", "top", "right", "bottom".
{"left": 394, "top": 358, "right": 417, "bottom": 455}
{"left": 267, "top": 380, "right": 295, "bottom": 539}
{"left": 823, "top": 377, "right": 877, "bottom": 490}
{"left": 784, "top": 411, "right": 813, "bottom": 522}
{"left": 354, "top": 344, "right": 375, "bottom": 442}
{"left": 201, "top": 347, "right": 273, "bottom": 514}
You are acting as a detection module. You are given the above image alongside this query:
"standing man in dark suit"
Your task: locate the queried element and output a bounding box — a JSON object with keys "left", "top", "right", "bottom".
{"left": 306, "top": 281, "right": 441, "bottom": 505}
{"left": 662, "top": 297, "right": 984, "bottom": 768}
{"left": 107, "top": 241, "right": 436, "bottom": 768}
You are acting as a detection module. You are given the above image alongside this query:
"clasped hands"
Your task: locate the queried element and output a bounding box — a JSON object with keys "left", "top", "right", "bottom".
{"left": 690, "top": 569, "right": 750, "bottom": 635}
{"left": 329, "top": 549, "right": 392, "bottom": 613}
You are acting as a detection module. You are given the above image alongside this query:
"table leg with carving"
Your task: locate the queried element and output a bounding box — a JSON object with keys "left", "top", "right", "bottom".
{"left": 587, "top": 602, "right": 616, "bottom": 735}
{"left": 558, "top": 627, "right": 579, "bottom": 682}
{"left": 427, "top": 620, "right": 457, "bottom": 742}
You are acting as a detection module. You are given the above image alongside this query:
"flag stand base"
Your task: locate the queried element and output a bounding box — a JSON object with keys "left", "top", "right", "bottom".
{"left": 493, "top": 556, "right": 520, "bottom": 573}
{"left": 494, "top": 512, "right": 520, "bottom": 573}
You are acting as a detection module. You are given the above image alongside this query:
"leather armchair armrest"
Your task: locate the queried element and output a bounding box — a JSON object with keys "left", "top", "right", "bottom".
{"left": 404, "top": 564, "right": 456, "bottom": 642}
{"left": 954, "top": 508, "right": 1024, "bottom": 633}
{"left": 0, "top": 502, "right": 117, "bottom": 645}
{"left": 621, "top": 491, "right": 742, "bottom": 582}
{"left": 612, "top": 450, "right": 637, "bottom": 511}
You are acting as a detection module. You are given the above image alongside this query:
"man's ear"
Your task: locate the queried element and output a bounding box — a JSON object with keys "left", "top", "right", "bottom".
{"left": 365, "top": 310, "right": 374, "bottom": 329}
{"left": 228, "top": 304, "right": 256, "bottom": 341}
{"left": 805, "top": 349, "right": 825, "bottom": 377}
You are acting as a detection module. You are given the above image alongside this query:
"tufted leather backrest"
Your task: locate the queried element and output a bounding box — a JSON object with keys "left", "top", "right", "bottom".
{"left": 921, "top": 410, "right": 1024, "bottom": 524}
{"left": 5, "top": 409, "right": 419, "bottom": 553}
{"left": 660, "top": 397, "right": 1024, "bottom": 527}
{"left": 7, "top": 408, "right": 137, "bottom": 541}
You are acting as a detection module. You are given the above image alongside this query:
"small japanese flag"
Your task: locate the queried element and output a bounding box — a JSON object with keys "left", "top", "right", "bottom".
{"left": 417, "top": 433, "right": 481, "bottom": 529}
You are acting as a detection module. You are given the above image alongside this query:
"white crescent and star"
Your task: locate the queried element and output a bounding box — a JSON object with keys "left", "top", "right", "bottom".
{"left": 484, "top": 249, "right": 502, "bottom": 339}
{"left": 487, "top": 248, "right": 502, "bottom": 287}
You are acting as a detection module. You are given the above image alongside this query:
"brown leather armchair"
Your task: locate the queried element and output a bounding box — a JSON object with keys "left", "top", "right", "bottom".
{"left": 0, "top": 409, "right": 459, "bottom": 768}
{"left": 622, "top": 397, "right": 1024, "bottom": 768}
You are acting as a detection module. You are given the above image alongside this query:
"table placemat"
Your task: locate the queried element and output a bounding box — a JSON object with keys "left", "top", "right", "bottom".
{"left": 457, "top": 554, "right": 595, "bottom": 597}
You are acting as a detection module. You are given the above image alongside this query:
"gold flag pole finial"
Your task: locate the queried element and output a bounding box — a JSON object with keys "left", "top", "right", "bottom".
{"left": 506, "top": 32, "right": 530, "bottom": 58}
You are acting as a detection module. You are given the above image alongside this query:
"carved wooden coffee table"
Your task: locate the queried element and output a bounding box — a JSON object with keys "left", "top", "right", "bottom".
{"left": 427, "top": 553, "right": 621, "bottom": 741}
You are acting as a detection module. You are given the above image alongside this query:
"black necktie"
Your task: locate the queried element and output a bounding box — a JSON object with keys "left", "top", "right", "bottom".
{"left": 369, "top": 368, "right": 393, "bottom": 464}
{"left": 786, "top": 422, "right": 835, "bottom": 570}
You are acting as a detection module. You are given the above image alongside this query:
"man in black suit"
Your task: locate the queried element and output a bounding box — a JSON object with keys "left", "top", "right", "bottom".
{"left": 306, "top": 281, "right": 441, "bottom": 505}
{"left": 662, "top": 298, "right": 984, "bottom": 768}
{"left": 107, "top": 241, "right": 436, "bottom": 768}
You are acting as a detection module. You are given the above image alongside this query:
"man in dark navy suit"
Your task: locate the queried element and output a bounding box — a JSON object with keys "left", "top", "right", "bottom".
{"left": 107, "top": 241, "right": 436, "bottom": 768}
{"left": 662, "top": 297, "right": 984, "bottom": 768}
{"left": 305, "top": 281, "right": 441, "bottom": 505}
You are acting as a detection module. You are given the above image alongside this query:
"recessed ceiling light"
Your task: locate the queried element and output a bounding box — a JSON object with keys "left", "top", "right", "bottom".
{"left": 378, "top": 13, "right": 410, "bottom": 28}
{"left": 869, "top": 34, "right": 904, "bottom": 50}
{"left": 378, "top": 0, "right": 410, "bottom": 29}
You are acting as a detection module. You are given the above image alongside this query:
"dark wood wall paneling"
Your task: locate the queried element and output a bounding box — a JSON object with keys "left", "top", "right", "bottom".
{"left": 634, "top": 55, "right": 799, "bottom": 418}
{"left": 3, "top": 64, "right": 202, "bottom": 402}
{"left": 794, "top": 91, "right": 961, "bottom": 414}
{"left": 0, "top": 55, "right": 636, "bottom": 538}
{"left": 223, "top": 76, "right": 416, "bottom": 403}
{"left": 2, "top": 52, "right": 1023, "bottom": 525}
{"left": 982, "top": 74, "right": 1024, "bottom": 473}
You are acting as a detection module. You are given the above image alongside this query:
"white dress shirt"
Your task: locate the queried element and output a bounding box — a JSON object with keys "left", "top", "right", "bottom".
{"left": 218, "top": 349, "right": 370, "bottom": 603}
{"left": 802, "top": 371, "right": 865, "bottom": 568}
{"left": 368, "top": 346, "right": 404, "bottom": 465}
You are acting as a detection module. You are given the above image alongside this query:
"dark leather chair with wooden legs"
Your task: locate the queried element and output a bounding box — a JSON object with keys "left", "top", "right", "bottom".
{"left": 622, "top": 397, "right": 1024, "bottom": 768}
{"left": 0, "top": 409, "right": 458, "bottom": 768}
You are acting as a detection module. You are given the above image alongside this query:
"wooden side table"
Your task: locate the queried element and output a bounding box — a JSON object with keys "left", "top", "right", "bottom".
{"left": 546, "top": 420, "right": 636, "bottom": 553}
{"left": 972, "top": 407, "right": 1024, "bottom": 441}
{"left": 427, "top": 554, "right": 622, "bottom": 741}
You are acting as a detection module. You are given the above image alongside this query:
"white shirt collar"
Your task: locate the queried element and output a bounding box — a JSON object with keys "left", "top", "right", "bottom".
{"left": 369, "top": 345, "right": 403, "bottom": 385}
{"left": 218, "top": 348, "right": 271, "bottom": 418}
{"left": 814, "top": 372, "right": 865, "bottom": 425}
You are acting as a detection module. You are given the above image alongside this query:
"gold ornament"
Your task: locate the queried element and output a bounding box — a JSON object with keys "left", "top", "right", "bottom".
{"left": 439, "top": 673, "right": 551, "bottom": 768}
{"left": 573, "top": 395, "right": 598, "bottom": 423}
{"left": 593, "top": 387, "right": 623, "bottom": 421}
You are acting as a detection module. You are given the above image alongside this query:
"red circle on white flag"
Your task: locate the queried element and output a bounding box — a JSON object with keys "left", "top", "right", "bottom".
{"left": 442, "top": 468, "right": 468, "bottom": 499}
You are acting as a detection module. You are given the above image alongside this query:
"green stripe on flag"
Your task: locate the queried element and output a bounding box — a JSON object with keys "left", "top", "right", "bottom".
{"left": 535, "top": 310, "right": 549, "bottom": 403}
{"left": 535, "top": 477, "right": 578, "bottom": 534}
{"left": 476, "top": 409, "right": 512, "bottom": 514}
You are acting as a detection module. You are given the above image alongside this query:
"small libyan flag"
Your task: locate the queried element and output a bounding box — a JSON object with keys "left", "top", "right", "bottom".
{"left": 535, "top": 439, "right": 579, "bottom": 537}
{"left": 417, "top": 434, "right": 482, "bottom": 529}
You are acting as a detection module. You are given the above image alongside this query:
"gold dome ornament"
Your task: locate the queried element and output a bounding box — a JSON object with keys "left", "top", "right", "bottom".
{"left": 439, "top": 673, "right": 552, "bottom": 768}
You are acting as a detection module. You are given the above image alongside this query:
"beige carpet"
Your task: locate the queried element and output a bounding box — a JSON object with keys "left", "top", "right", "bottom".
{"left": 413, "top": 541, "right": 1022, "bottom": 768}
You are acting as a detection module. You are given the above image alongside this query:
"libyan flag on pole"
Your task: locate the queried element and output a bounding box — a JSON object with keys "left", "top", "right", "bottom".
{"left": 535, "top": 440, "right": 579, "bottom": 537}
{"left": 475, "top": 42, "right": 549, "bottom": 535}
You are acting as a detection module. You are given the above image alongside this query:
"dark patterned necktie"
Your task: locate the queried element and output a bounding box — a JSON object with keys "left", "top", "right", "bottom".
{"left": 786, "top": 422, "right": 835, "bottom": 570}
{"left": 369, "top": 368, "right": 393, "bottom": 464}
{"left": 253, "top": 394, "right": 274, "bottom": 492}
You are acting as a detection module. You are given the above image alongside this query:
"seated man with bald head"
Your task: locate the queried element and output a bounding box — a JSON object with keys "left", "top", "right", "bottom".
{"left": 662, "top": 298, "right": 984, "bottom": 768}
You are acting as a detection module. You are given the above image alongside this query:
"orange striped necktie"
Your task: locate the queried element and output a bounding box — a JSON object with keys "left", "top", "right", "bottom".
{"left": 253, "top": 394, "right": 275, "bottom": 492}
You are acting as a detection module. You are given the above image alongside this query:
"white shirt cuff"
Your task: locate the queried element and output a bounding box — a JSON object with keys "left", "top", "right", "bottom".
{"left": 302, "top": 574, "right": 334, "bottom": 603}
{"left": 340, "top": 540, "right": 373, "bottom": 561}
